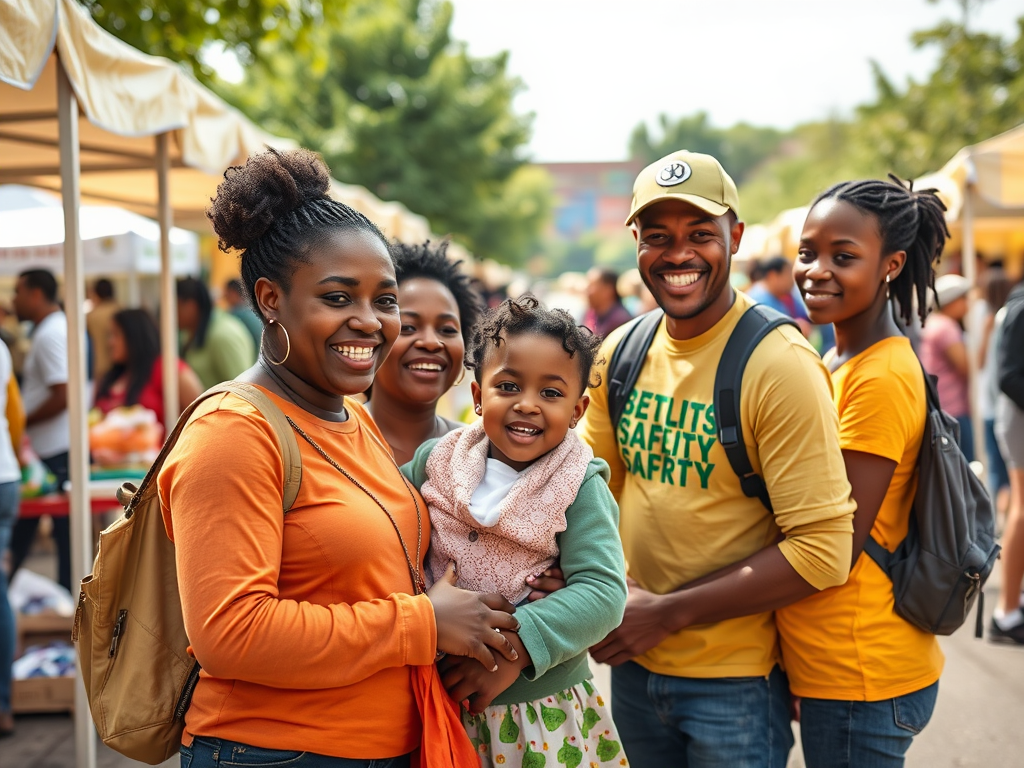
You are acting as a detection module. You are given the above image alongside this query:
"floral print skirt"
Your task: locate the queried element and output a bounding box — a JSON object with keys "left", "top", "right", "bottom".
{"left": 461, "top": 678, "right": 628, "bottom": 768}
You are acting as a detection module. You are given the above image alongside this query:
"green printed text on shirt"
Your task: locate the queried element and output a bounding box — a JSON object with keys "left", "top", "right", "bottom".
{"left": 617, "top": 389, "right": 717, "bottom": 488}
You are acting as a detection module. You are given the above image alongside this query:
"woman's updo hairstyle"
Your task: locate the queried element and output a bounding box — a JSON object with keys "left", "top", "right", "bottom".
{"left": 812, "top": 174, "right": 949, "bottom": 325}
{"left": 207, "top": 147, "right": 389, "bottom": 321}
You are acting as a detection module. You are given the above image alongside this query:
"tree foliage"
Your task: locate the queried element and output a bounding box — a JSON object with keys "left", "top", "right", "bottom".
{"left": 77, "top": 0, "right": 339, "bottom": 85}
{"left": 227, "top": 0, "right": 549, "bottom": 264}
{"left": 633, "top": 7, "right": 1024, "bottom": 225}
{"left": 854, "top": 17, "right": 1024, "bottom": 179}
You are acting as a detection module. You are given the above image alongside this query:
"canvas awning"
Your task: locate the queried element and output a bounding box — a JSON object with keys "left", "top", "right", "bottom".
{"left": 0, "top": 0, "right": 434, "bottom": 235}
{"left": 916, "top": 122, "right": 1024, "bottom": 273}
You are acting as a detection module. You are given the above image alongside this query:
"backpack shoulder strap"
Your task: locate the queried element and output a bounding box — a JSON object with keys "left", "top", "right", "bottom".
{"left": 215, "top": 382, "right": 303, "bottom": 513}
{"left": 865, "top": 359, "right": 939, "bottom": 576}
{"left": 120, "top": 382, "right": 302, "bottom": 517}
{"left": 607, "top": 310, "right": 664, "bottom": 428}
{"left": 713, "top": 304, "right": 798, "bottom": 513}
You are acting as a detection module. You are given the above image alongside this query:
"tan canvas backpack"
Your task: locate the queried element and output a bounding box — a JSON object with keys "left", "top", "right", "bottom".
{"left": 73, "top": 382, "right": 302, "bottom": 765}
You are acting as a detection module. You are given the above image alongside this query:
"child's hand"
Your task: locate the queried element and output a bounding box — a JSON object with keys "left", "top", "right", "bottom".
{"left": 525, "top": 566, "right": 567, "bottom": 601}
{"left": 428, "top": 562, "right": 521, "bottom": 670}
{"left": 439, "top": 631, "right": 532, "bottom": 714}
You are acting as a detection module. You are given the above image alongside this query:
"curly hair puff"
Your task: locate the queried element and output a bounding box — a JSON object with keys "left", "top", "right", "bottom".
{"left": 391, "top": 240, "right": 482, "bottom": 347}
{"left": 465, "top": 296, "right": 604, "bottom": 393}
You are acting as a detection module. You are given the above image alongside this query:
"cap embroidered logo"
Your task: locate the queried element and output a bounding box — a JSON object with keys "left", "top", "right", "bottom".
{"left": 657, "top": 161, "right": 692, "bottom": 187}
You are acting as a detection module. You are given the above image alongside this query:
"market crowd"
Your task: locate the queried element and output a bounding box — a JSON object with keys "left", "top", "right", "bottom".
{"left": 1, "top": 147, "right": 1022, "bottom": 768}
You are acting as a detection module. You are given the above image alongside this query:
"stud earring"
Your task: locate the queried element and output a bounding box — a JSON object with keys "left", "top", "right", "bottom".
{"left": 474, "top": 404, "right": 482, "bottom": 415}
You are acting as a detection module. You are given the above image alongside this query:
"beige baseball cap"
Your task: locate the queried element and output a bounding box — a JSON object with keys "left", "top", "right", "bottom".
{"left": 626, "top": 150, "right": 740, "bottom": 225}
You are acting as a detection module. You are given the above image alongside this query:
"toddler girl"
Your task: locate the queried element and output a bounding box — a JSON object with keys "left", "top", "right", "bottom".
{"left": 403, "top": 296, "right": 629, "bottom": 768}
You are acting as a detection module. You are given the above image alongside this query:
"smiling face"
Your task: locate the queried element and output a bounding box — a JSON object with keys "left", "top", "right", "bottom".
{"left": 633, "top": 198, "right": 743, "bottom": 339}
{"left": 471, "top": 332, "right": 589, "bottom": 472}
{"left": 796, "top": 198, "right": 905, "bottom": 327}
{"left": 260, "top": 229, "right": 401, "bottom": 398}
{"left": 371, "top": 276, "right": 464, "bottom": 408}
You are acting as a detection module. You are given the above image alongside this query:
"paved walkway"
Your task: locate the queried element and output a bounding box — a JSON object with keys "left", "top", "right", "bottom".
{"left": 7, "top": 568, "right": 1024, "bottom": 767}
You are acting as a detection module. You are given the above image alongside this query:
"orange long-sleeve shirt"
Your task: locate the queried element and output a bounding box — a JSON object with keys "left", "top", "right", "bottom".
{"left": 158, "top": 389, "right": 436, "bottom": 759}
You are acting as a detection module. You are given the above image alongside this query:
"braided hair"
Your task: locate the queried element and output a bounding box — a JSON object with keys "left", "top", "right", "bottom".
{"left": 206, "top": 147, "right": 389, "bottom": 321}
{"left": 813, "top": 174, "right": 949, "bottom": 324}
{"left": 391, "top": 240, "right": 482, "bottom": 347}
{"left": 465, "top": 296, "right": 604, "bottom": 393}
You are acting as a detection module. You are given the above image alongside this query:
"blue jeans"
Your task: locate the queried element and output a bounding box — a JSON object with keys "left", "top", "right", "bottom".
{"left": 181, "top": 737, "right": 411, "bottom": 768}
{"left": 0, "top": 480, "right": 21, "bottom": 713}
{"left": 611, "top": 661, "right": 794, "bottom": 768}
{"left": 985, "top": 418, "right": 1010, "bottom": 496}
{"left": 799, "top": 682, "right": 939, "bottom": 768}
{"left": 10, "top": 451, "right": 71, "bottom": 591}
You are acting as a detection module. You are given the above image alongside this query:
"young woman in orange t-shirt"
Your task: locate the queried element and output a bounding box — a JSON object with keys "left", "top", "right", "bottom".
{"left": 777, "top": 177, "right": 948, "bottom": 767}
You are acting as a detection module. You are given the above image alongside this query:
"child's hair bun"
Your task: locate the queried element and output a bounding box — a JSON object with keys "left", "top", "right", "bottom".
{"left": 207, "top": 147, "right": 332, "bottom": 252}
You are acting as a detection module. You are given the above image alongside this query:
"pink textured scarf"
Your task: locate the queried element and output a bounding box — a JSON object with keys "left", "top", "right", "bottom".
{"left": 421, "top": 421, "right": 593, "bottom": 603}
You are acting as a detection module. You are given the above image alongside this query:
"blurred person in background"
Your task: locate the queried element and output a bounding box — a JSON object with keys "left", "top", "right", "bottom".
{"left": 991, "top": 279, "right": 1024, "bottom": 644}
{"left": 584, "top": 266, "right": 633, "bottom": 336}
{"left": 977, "top": 268, "right": 1013, "bottom": 516}
{"left": 86, "top": 277, "right": 119, "bottom": 382}
{"left": 921, "top": 274, "right": 974, "bottom": 460}
{"left": 8, "top": 269, "right": 71, "bottom": 591}
{"left": 0, "top": 304, "right": 25, "bottom": 378}
{"left": 363, "top": 240, "right": 481, "bottom": 465}
{"left": 0, "top": 337, "right": 22, "bottom": 738}
{"left": 747, "top": 255, "right": 812, "bottom": 336}
{"left": 93, "top": 308, "right": 204, "bottom": 434}
{"left": 223, "top": 277, "right": 263, "bottom": 350}
{"left": 176, "top": 277, "right": 256, "bottom": 389}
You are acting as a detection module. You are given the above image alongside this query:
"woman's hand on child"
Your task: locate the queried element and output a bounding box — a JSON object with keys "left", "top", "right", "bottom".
{"left": 428, "top": 562, "right": 521, "bottom": 670}
{"left": 525, "top": 566, "right": 567, "bottom": 601}
{"left": 438, "top": 631, "right": 532, "bottom": 714}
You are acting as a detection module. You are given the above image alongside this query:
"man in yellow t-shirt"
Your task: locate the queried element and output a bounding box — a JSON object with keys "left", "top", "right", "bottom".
{"left": 583, "top": 151, "right": 856, "bottom": 768}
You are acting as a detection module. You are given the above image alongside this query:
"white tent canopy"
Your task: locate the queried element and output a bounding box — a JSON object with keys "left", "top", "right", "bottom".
{"left": 0, "top": 185, "right": 199, "bottom": 278}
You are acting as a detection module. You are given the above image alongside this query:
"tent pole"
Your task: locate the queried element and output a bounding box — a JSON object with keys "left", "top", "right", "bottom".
{"left": 156, "top": 133, "right": 179, "bottom": 426}
{"left": 962, "top": 172, "right": 985, "bottom": 467}
{"left": 58, "top": 59, "right": 97, "bottom": 768}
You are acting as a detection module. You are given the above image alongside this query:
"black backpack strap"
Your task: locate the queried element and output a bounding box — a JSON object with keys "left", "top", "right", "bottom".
{"left": 865, "top": 360, "right": 939, "bottom": 576}
{"left": 863, "top": 536, "right": 893, "bottom": 573}
{"left": 714, "top": 305, "right": 798, "bottom": 513}
{"left": 607, "top": 310, "right": 664, "bottom": 428}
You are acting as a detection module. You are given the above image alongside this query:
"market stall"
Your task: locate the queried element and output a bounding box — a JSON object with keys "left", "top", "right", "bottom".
{"left": 0, "top": 2, "right": 432, "bottom": 765}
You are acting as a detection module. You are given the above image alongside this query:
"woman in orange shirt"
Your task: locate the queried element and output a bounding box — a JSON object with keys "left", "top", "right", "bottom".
{"left": 777, "top": 177, "right": 948, "bottom": 767}
{"left": 158, "top": 148, "right": 520, "bottom": 768}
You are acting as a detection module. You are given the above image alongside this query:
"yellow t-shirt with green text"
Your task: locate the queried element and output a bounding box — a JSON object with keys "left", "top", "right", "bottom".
{"left": 578, "top": 291, "right": 855, "bottom": 678}
{"left": 776, "top": 336, "right": 944, "bottom": 700}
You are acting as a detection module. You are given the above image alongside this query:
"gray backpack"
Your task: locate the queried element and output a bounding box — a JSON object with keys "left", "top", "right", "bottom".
{"left": 863, "top": 366, "right": 999, "bottom": 637}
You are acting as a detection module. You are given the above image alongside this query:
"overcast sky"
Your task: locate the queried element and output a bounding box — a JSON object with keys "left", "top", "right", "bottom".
{"left": 448, "top": 0, "right": 1022, "bottom": 162}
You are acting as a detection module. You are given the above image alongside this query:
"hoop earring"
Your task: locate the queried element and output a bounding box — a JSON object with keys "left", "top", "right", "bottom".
{"left": 454, "top": 368, "right": 466, "bottom": 386}
{"left": 262, "top": 319, "right": 291, "bottom": 366}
